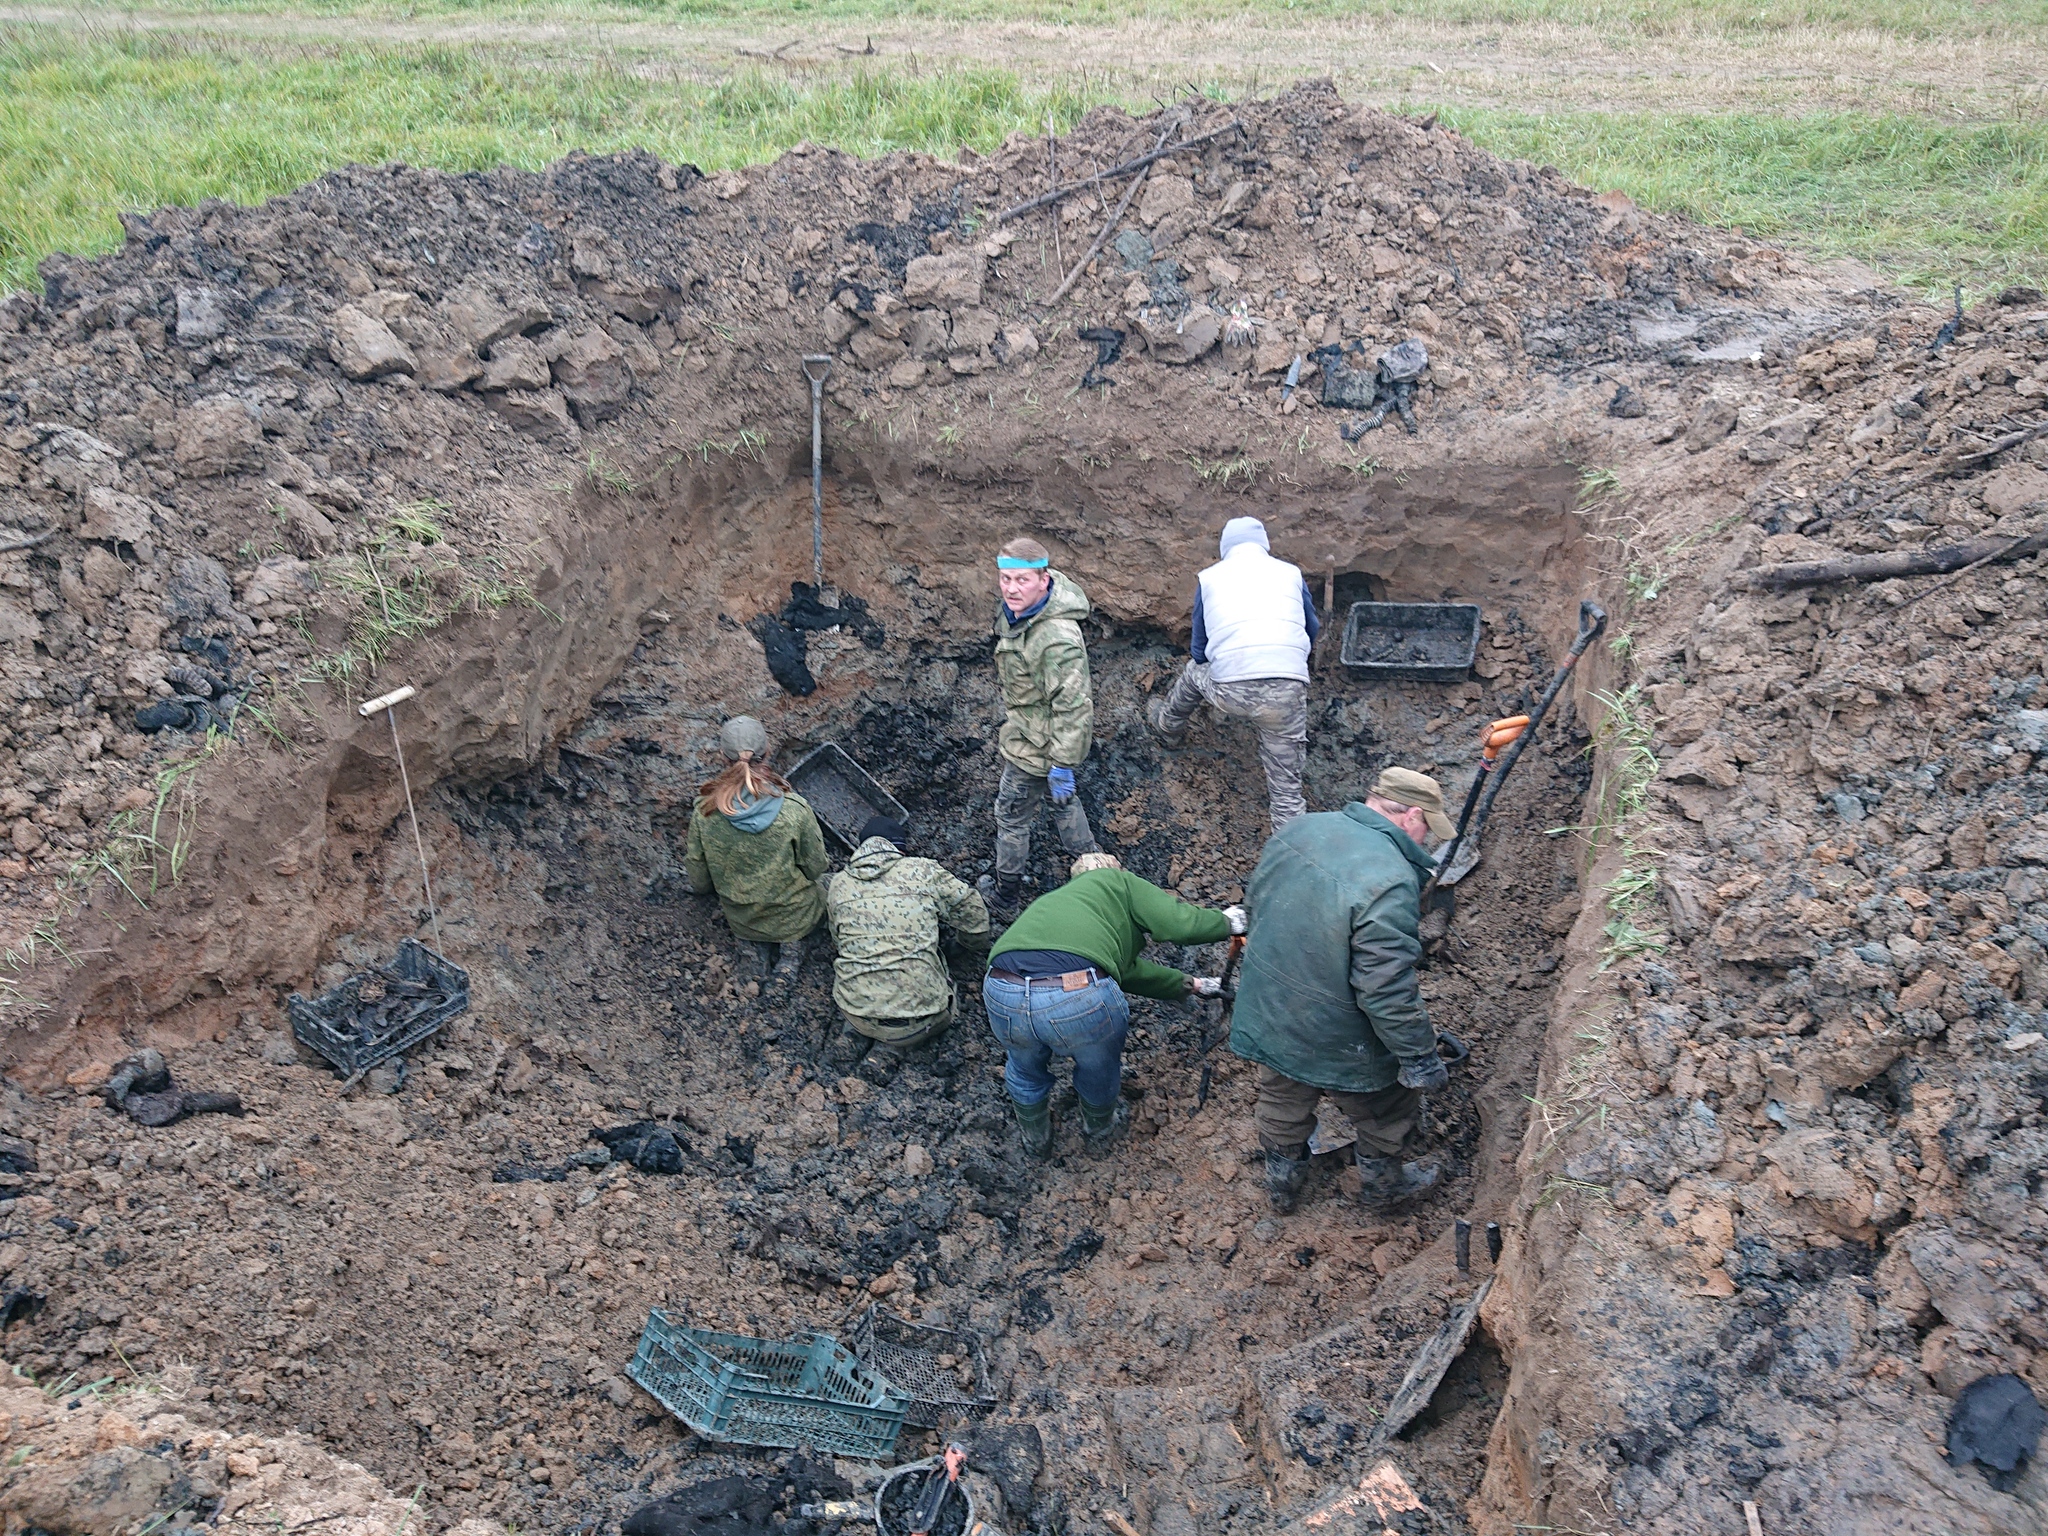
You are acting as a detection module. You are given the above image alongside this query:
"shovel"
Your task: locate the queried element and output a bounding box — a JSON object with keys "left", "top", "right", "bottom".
{"left": 1425, "top": 599, "right": 1606, "bottom": 898}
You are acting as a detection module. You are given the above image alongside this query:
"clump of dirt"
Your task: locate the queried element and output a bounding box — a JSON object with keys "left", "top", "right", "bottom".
{"left": 1, "top": 72, "right": 2043, "bottom": 1536}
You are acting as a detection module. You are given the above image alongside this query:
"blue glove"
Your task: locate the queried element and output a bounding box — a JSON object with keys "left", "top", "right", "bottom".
{"left": 1047, "top": 766, "right": 1077, "bottom": 805}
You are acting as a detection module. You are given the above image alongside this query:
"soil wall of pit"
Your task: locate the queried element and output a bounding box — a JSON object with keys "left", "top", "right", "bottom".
{"left": 4, "top": 442, "right": 1589, "bottom": 1081}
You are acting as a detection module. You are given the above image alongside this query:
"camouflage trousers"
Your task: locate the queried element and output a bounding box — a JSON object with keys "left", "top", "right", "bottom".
{"left": 994, "top": 762, "right": 1100, "bottom": 877}
{"left": 1157, "top": 662, "right": 1309, "bottom": 828}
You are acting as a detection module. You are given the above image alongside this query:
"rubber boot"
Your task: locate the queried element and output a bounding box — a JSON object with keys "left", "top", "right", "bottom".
{"left": 1354, "top": 1151, "right": 1441, "bottom": 1211}
{"left": 765, "top": 938, "right": 805, "bottom": 1002}
{"left": 1145, "top": 697, "right": 1187, "bottom": 751}
{"left": 1078, "top": 1098, "right": 1128, "bottom": 1159}
{"left": 1263, "top": 1142, "right": 1311, "bottom": 1214}
{"left": 1010, "top": 1096, "right": 1053, "bottom": 1160}
{"left": 977, "top": 872, "right": 1027, "bottom": 921}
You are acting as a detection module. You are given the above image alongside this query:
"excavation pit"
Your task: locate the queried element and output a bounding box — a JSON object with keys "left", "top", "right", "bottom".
{"left": 6, "top": 73, "right": 2025, "bottom": 1536}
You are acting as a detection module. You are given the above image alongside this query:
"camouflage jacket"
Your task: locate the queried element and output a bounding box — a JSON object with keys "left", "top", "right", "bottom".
{"left": 823, "top": 837, "right": 991, "bottom": 1020}
{"left": 684, "top": 791, "right": 829, "bottom": 942}
{"left": 994, "top": 570, "right": 1094, "bottom": 776}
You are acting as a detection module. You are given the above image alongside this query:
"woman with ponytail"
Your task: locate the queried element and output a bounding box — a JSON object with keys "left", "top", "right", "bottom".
{"left": 684, "top": 717, "right": 829, "bottom": 999}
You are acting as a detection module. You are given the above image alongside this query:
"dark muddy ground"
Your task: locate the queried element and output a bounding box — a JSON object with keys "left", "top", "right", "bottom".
{"left": 0, "top": 590, "right": 1589, "bottom": 1532}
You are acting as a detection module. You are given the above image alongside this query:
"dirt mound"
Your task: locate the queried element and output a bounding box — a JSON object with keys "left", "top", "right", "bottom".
{"left": 1, "top": 74, "right": 2043, "bottom": 1536}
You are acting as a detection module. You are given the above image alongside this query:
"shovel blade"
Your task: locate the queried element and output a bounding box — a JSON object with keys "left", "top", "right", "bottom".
{"left": 1435, "top": 840, "right": 1482, "bottom": 887}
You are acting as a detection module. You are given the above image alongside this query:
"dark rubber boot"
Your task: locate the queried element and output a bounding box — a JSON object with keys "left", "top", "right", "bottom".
{"left": 1264, "top": 1143, "right": 1311, "bottom": 1214}
{"left": 1145, "top": 697, "right": 1187, "bottom": 750}
{"left": 765, "top": 939, "right": 805, "bottom": 1001}
{"left": 977, "top": 873, "right": 1026, "bottom": 920}
{"left": 1078, "top": 1098, "right": 1128, "bottom": 1159}
{"left": 1011, "top": 1097, "right": 1053, "bottom": 1160}
{"left": 1354, "top": 1152, "right": 1441, "bottom": 1211}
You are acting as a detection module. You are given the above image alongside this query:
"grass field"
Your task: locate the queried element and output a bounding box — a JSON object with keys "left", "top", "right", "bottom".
{"left": 2, "top": 2, "right": 2044, "bottom": 299}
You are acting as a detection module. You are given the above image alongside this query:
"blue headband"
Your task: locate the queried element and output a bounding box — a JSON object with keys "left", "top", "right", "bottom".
{"left": 997, "top": 556, "right": 1049, "bottom": 570}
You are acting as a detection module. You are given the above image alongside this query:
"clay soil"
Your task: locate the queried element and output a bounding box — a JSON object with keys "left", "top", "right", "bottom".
{"left": 0, "top": 77, "right": 2045, "bottom": 1536}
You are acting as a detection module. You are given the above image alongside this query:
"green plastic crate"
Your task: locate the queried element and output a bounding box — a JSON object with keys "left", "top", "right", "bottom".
{"left": 627, "top": 1311, "right": 910, "bottom": 1459}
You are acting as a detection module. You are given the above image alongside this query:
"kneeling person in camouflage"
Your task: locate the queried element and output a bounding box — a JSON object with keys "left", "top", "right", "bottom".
{"left": 822, "top": 817, "right": 991, "bottom": 1071}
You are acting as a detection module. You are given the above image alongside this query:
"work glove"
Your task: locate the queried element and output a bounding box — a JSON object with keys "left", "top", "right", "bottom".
{"left": 1047, "top": 766, "right": 1077, "bottom": 805}
{"left": 1222, "top": 904, "right": 1248, "bottom": 936}
{"left": 1188, "top": 976, "right": 1225, "bottom": 998}
{"left": 1397, "top": 1054, "right": 1450, "bottom": 1092}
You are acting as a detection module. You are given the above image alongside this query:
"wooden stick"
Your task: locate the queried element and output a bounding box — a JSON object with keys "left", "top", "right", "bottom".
{"left": 1042, "top": 122, "right": 1175, "bottom": 309}
{"left": 1046, "top": 116, "right": 1065, "bottom": 276}
{"left": 1744, "top": 1500, "right": 1764, "bottom": 1536}
{"left": 0, "top": 530, "right": 54, "bottom": 555}
{"left": 1733, "top": 526, "right": 2048, "bottom": 591}
{"left": 1954, "top": 417, "right": 2048, "bottom": 468}
{"left": 995, "top": 118, "right": 1240, "bottom": 225}
{"left": 1886, "top": 530, "right": 2036, "bottom": 615}
{"left": 1104, "top": 1514, "right": 1143, "bottom": 1536}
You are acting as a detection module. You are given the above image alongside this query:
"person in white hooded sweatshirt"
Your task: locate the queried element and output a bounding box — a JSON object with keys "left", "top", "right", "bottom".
{"left": 1147, "top": 516, "right": 1320, "bottom": 827}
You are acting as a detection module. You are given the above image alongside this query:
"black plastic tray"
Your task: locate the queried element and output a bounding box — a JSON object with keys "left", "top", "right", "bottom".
{"left": 287, "top": 938, "right": 470, "bottom": 1077}
{"left": 1340, "top": 602, "right": 1481, "bottom": 682}
{"left": 848, "top": 1305, "right": 996, "bottom": 1429}
{"left": 786, "top": 742, "right": 909, "bottom": 850}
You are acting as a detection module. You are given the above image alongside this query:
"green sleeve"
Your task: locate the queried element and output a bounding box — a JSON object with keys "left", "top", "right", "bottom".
{"left": 1119, "top": 873, "right": 1229, "bottom": 1000}
{"left": 684, "top": 809, "right": 714, "bottom": 893}
{"left": 1041, "top": 637, "right": 1094, "bottom": 769}
{"left": 1121, "top": 955, "right": 1192, "bottom": 1001}
{"left": 793, "top": 801, "right": 830, "bottom": 880}
{"left": 1348, "top": 887, "right": 1433, "bottom": 1063}
{"left": 1123, "top": 873, "right": 1232, "bottom": 947}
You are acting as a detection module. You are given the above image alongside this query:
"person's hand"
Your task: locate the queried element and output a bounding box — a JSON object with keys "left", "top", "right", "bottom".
{"left": 1047, "top": 766, "right": 1077, "bottom": 805}
{"left": 1188, "top": 976, "right": 1224, "bottom": 998}
{"left": 1398, "top": 1054, "right": 1450, "bottom": 1092}
{"left": 1223, "top": 904, "right": 1248, "bottom": 935}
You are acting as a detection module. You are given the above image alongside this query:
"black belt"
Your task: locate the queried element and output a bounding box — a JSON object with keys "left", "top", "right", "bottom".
{"left": 989, "top": 967, "right": 1102, "bottom": 989}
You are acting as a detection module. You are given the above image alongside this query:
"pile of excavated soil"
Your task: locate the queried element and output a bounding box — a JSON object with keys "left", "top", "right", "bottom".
{"left": 1, "top": 74, "right": 2045, "bottom": 1536}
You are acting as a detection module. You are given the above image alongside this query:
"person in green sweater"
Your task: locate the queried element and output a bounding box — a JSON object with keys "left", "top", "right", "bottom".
{"left": 684, "top": 717, "right": 829, "bottom": 1002}
{"left": 984, "top": 853, "right": 1242, "bottom": 1157}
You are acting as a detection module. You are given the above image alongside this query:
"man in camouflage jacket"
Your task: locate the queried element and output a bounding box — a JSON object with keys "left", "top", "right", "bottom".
{"left": 984, "top": 535, "right": 1101, "bottom": 917}
{"left": 822, "top": 818, "right": 991, "bottom": 1066}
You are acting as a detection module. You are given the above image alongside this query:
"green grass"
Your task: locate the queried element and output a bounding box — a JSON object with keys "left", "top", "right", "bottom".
{"left": 1441, "top": 106, "right": 2048, "bottom": 297}
{"left": 2, "top": 24, "right": 2044, "bottom": 298}
{"left": 0, "top": 30, "right": 1094, "bottom": 292}
{"left": 46, "top": 0, "right": 2048, "bottom": 38}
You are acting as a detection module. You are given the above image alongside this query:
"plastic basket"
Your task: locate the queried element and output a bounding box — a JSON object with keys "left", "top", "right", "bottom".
{"left": 787, "top": 742, "right": 910, "bottom": 851}
{"left": 287, "top": 939, "right": 470, "bottom": 1077}
{"left": 849, "top": 1306, "right": 996, "bottom": 1429}
{"left": 1339, "top": 602, "right": 1482, "bottom": 683}
{"left": 627, "top": 1310, "right": 910, "bottom": 1459}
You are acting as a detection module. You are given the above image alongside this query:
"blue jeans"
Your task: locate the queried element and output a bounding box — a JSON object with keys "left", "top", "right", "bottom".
{"left": 982, "top": 971, "right": 1130, "bottom": 1109}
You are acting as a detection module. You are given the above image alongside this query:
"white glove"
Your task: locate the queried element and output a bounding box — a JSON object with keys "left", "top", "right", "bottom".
{"left": 1189, "top": 976, "right": 1225, "bottom": 998}
{"left": 1223, "top": 905, "right": 1248, "bottom": 936}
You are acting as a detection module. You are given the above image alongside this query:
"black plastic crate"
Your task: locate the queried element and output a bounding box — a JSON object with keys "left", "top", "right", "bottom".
{"left": 1340, "top": 602, "right": 1482, "bottom": 683}
{"left": 848, "top": 1305, "right": 996, "bottom": 1429}
{"left": 287, "top": 938, "right": 470, "bottom": 1077}
{"left": 786, "top": 742, "right": 910, "bottom": 851}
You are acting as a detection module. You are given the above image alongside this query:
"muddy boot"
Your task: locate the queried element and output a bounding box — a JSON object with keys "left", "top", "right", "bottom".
{"left": 1145, "top": 697, "right": 1187, "bottom": 751}
{"left": 822, "top": 1027, "right": 871, "bottom": 1074}
{"left": 1354, "top": 1152, "right": 1441, "bottom": 1211}
{"left": 977, "top": 872, "right": 1026, "bottom": 921}
{"left": 1010, "top": 1096, "right": 1053, "bottom": 1159}
{"left": 744, "top": 941, "right": 777, "bottom": 979}
{"left": 1263, "top": 1142, "right": 1311, "bottom": 1214}
{"left": 1078, "top": 1098, "right": 1128, "bottom": 1159}
{"left": 765, "top": 939, "right": 805, "bottom": 1001}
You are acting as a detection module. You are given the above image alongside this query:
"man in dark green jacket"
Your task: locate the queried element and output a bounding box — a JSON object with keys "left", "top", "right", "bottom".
{"left": 1229, "top": 767, "right": 1456, "bottom": 1213}
{"left": 985, "top": 853, "right": 1239, "bottom": 1157}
